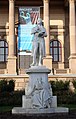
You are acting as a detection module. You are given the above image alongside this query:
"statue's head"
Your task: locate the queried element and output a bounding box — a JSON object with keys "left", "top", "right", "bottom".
{"left": 20, "top": 11, "right": 24, "bottom": 16}
{"left": 37, "top": 18, "right": 42, "bottom": 25}
{"left": 26, "top": 13, "right": 30, "bottom": 17}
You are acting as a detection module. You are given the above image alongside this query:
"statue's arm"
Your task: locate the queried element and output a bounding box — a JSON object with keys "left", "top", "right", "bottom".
{"left": 38, "top": 28, "right": 47, "bottom": 37}
{"left": 31, "top": 26, "right": 39, "bottom": 35}
{"left": 43, "top": 30, "right": 47, "bottom": 37}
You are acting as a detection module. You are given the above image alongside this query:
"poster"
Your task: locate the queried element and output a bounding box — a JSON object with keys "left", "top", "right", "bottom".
{"left": 18, "top": 7, "right": 40, "bottom": 55}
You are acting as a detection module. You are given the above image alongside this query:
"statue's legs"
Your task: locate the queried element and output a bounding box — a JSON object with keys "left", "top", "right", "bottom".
{"left": 31, "top": 43, "right": 38, "bottom": 66}
{"left": 39, "top": 44, "right": 42, "bottom": 66}
{"left": 39, "top": 55, "right": 42, "bottom": 66}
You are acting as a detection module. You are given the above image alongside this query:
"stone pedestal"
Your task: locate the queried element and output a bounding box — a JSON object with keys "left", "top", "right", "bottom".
{"left": 12, "top": 66, "right": 68, "bottom": 114}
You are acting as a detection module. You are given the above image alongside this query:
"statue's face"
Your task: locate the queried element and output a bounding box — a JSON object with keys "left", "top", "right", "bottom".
{"left": 20, "top": 11, "right": 24, "bottom": 16}
{"left": 26, "top": 13, "right": 30, "bottom": 17}
{"left": 37, "top": 18, "right": 42, "bottom": 25}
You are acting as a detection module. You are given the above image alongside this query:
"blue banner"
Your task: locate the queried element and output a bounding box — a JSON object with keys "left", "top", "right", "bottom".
{"left": 18, "top": 7, "right": 40, "bottom": 55}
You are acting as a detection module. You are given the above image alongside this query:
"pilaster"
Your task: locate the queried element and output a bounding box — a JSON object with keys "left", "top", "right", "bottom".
{"left": 43, "top": 0, "right": 52, "bottom": 71}
{"left": 7, "top": 0, "right": 17, "bottom": 74}
{"left": 43, "top": 0, "right": 50, "bottom": 55}
{"left": 68, "top": 0, "right": 76, "bottom": 73}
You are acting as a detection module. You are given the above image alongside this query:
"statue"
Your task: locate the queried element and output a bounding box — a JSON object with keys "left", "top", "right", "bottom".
{"left": 25, "top": 18, "right": 52, "bottom": 109}
{"left": 30, "top": 18, "right": 47, "bottom": 66}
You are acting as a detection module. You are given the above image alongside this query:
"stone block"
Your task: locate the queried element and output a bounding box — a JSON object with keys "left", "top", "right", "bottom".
{"left": 22, "top": 95, "right": 32, "bottom": 109}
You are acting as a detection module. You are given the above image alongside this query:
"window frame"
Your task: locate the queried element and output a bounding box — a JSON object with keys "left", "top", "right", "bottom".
{"left": 50, "top": 40, "right": 62, "bottom": 62}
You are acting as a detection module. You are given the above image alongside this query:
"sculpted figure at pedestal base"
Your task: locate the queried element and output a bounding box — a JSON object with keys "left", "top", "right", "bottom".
{"left": 25, "top": 78, "right": 52, "bottom": 109}
{"left": 30, "top": 18, "right": 47, "bottom": 66}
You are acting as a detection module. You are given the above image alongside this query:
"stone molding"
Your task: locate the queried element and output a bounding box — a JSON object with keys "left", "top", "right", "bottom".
{"left": 43, "top": 0, "right": 49, "bottom": 3}
{"left": 68, "top": 0, "right": 75, "bottom": 3}
{"left": 9, "top": 0, "right": 15, "bottom": 2}
{"left": 9, "top": 0, "right": 15, "bottom": 3}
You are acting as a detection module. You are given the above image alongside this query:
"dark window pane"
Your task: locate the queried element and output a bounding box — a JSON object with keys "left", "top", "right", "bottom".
{"left": 54, "top": 55, "right": 58, "bottom": 61}
{"left": 0, "top": 40, "right": 8, "bottom": 62}
{"left": 5, "top": 55, "right": 8, "bottom": 61}
{"left": 54, "top": 48, "right": 58, "bottom": 54}
{"left": 53, "top": 41, "right": 57, "bottom": 46}
{"left": 0, "top": 41, "right": 4, "bottom": 47}
{"left": 0, "top": 48, "right": 4, "bottom": 54}
{"left": 59, "top": 48, "right": 61, "bottom": 54}
{"left": 59, "top": 55, "right": 61, "bottom": 61}
{"left": 6, "top": 48, "right": 8, "bottom": 55}
{"left": 0, "top": 55, "right": 4, "bottom": 61}
{"left": 50, "top": 48, "right": 52, "bottom": 55}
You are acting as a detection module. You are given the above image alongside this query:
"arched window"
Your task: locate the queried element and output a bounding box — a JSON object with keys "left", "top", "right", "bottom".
{"left": 50, "top": 40, "right": 62, "bottom": 62}
{"left": 0, "top": 40, "right": 8, "bottom": 62}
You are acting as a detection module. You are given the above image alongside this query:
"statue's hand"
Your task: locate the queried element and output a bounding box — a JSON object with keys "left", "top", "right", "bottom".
{"left": 38, "top": 32, "right": 44, "bottom": 37}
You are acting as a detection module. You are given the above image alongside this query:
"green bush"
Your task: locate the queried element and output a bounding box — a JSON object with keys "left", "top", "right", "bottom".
{"left": 72, "top": 79, "right": 76, "bottom": 90}
{"left": 0, "top": 79, "right": 15, "bottom": 93}
{"left": 0, "top": 90, "right": 24, "bottom": 106}
{"left": 0, "top": 79, "right": 23, "bottom": 106}
{"left": 7, "top": 80, "right": 15, "bottom": 92}
{"left": 49, "top": 79, "right": 73, "bottom": 105}
{"left": 0, "top": 80, "right": 7, "bottom": 92}
{"left": 49, "top": 79, "right": 70, "bottom": 93}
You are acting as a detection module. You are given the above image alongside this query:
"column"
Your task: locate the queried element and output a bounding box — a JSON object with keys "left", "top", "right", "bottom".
{"left": 43, "top": 0, "right": 50, "bottom": 55}
{"left": 7, "top": 0, "right": 17, "bottom": 74}
{"left": 9, "top": 0, "right": 15, "bottom": 56}
{"left": 69, "top": 0, "right": 76, "bottom": 73}
{"left": 43, "top": 0, "right": 52, "bottom": 71}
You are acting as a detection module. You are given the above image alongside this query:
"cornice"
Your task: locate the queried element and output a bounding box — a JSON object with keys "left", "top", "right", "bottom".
{"left": 68, "top": 0, "right": 76, "bottom": 3}
{"left": 43, "top": 0, "right": 49, "bottom": 3}
{"left": 9, "top": 0, "right": 15, "bottom": 2}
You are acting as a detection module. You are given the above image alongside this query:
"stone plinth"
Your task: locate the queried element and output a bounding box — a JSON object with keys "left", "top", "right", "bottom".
{"left": 22, "top": 95, "right": 57, "bottom": 109}
{"left": 12, "top": 66, "right": 69, "bottom": 114}
{"left": 12, "top": 107, "right": 68, "bottom": 114}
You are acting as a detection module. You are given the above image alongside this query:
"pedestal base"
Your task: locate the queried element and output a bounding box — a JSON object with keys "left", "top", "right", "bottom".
{"left": 12, "top": 107, "right": 69, "bottom": 114}
{"left": 22, "top": 95, "right": 57, "bottom": 108}
{"left": 12, "top": 66, "right": 69, "bottom": 114}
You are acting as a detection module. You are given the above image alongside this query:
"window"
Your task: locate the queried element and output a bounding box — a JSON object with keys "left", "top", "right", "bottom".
{"left": 50, "top": 40, "right": 62, "bottom": 62}
{"left": 0, "top": 40, "right": 8, "bottom": 62}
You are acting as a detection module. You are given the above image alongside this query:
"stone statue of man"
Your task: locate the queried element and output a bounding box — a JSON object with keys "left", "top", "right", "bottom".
{"left": 31, "top": 18, "right": 47, "bottom": 66}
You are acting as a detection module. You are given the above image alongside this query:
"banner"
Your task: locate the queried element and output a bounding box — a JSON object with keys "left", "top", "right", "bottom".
{"left": 18, "top": 7, "right": 40, "bottom": 55}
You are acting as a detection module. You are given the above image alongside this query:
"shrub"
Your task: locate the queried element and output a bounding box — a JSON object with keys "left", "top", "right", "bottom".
{"left": 49, "top": 79, "right": 71, "bottom": 104}
{"left": 0, "top": 80, "right": 7, "bottom": 92}
{"left": 0, "top": 90, "right": 25, "bottom": 106}
{"left": 7, "top": 80, "right": 15, "bottom": 92}
{"left": 49, "top": 79, "right": 70, "bottom": 93}
{"left": 72, "top": 79, "right": 76, "bottom": 91}
{"left": 0, "top": 79, "right": 15, "bottom": 93}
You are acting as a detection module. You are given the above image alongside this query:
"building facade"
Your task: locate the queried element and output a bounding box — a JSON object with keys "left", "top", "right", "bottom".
{"left": 0, "top": 0, "right": 76, "bottom": 75}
